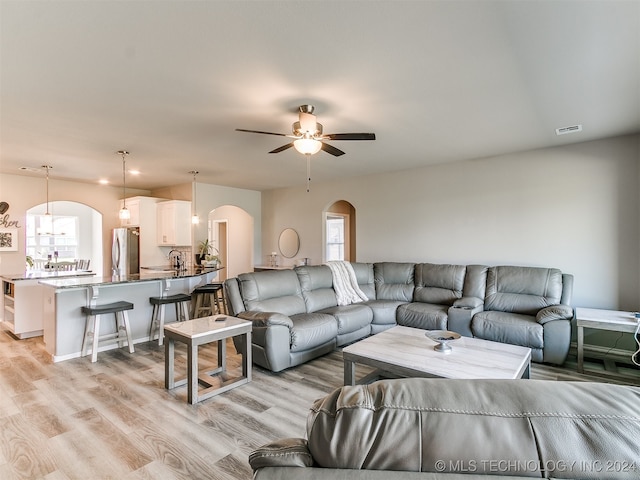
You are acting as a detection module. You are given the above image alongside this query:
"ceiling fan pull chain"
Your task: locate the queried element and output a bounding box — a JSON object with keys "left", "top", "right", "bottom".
{"left": 306, "top": 154, "right": 311, "bottom": 192}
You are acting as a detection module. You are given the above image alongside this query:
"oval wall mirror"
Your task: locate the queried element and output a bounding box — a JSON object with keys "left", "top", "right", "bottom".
{"left": 278, "top": 228, "right": 300, "bottom": 258}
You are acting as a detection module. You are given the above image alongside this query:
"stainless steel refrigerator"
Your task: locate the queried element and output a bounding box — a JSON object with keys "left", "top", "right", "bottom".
{"left": 112, "top": 227, "right": 140, "bottom": 275}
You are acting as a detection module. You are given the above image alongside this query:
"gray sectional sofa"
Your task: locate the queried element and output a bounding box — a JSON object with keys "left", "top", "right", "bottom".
{"left": 249, "top": 378, "right": 640, "bottom": 479}
{"left": 224, "top": 262, "right": 574, "bottom": 372}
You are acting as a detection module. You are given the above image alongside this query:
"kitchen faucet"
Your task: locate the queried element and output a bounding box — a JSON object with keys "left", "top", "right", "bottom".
{"left": 168, "top": 249, "right": 184, "bottom": 270}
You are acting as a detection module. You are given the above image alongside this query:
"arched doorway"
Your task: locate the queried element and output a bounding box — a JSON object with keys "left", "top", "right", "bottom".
{"left": 208, "top": 205, "right": 253, "bottom": 280}
{"left": 323, "top": 200, "right": 356, "bottom": 262}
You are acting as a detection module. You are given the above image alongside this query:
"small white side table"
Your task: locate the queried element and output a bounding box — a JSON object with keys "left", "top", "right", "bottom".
{"left": 164, "top": 315, "right": 252, "bottom": 404}
{"left": 575, "top": 307, "right": 639, "bottom": 373}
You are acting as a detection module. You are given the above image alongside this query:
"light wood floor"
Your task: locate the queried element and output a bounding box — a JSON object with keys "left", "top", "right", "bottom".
{"left": 1, "top": 328, "right": 638, "bottom": 480}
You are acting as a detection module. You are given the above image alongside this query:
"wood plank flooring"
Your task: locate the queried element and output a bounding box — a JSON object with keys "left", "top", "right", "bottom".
{"left": 1, "top": 327, "right": 638, "bottom": 480}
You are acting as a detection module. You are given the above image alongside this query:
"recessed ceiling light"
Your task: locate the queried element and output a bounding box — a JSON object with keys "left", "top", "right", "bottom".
{"left": 99, "top": 179, "right": 109, "bottom": 185}
{"left": 129, "top": 170, "right": 141, "bottom": 176}
{"left": 555, "top": 124, "right": 583, "bottom": 136}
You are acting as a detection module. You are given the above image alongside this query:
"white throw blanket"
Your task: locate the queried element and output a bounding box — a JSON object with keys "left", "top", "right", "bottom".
{"left": 325, "top": 261, "right": 369, "bottom": 306}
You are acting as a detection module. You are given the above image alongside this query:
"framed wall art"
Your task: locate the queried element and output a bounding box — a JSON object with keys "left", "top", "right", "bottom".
{"left": 0, "top": 228, "right": 18, "bottom": 251}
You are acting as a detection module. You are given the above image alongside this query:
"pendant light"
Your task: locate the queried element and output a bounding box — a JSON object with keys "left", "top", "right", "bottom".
{"left": 189, "top": 170, "right": 199, "bottom": 224}
{"left": 42, "top": 165, "right": 53, "bottom": 216}
{"left": 118, "top": 150, "right": 130, "bottom": 220}
{"left": 39, "top": 165, "right": 54, "bottom": 236}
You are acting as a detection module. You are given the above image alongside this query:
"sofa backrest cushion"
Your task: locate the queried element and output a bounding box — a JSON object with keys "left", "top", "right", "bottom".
{"left": 373, "top": 262, "right": 415, "bottom": 301}
{"left": 307, "top": 378, "right": 640, "bottom": 474}
{"left": 237, "top": 269, "right": 307, "bottom": 316}
{"left": 350, "top": 262, "right": 375, "bottom": 300}
{"left": 295, "top": 265, "right": 338, "bottom": 313}
{"left": 484, "top": 266, "right": 565, "bottom": 315}
{"left": 463, "top": 264, "right": 489, "bottom": 301}
{"left": 413, "top": 263, "right": 465, "bottom": 305}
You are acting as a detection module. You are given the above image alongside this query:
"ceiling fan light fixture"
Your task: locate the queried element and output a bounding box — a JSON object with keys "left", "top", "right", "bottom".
{"left": 294, "top": 138, "right": 322, "bottom": 155}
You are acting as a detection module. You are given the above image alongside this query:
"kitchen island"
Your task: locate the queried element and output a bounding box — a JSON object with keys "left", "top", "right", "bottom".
{"left": 39, "top": 267, "right": 222, "bottom": 362}
{"left": 2, "top": 270, "right": 96, "bottom": 339}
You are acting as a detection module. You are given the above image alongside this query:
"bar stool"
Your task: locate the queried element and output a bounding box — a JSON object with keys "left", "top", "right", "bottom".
{"left": 81, "top": 301, "right": 135, "bottom": 363}
{"left": 148, "top": 293, "right": 191, "bottom": 345}
{"left": 192, "top": 283, "right": 227, "bottom": 318}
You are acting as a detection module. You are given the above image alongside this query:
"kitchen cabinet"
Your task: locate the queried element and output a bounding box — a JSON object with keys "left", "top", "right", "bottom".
{"left": 2, "top": 279, "right": 44, "bottom": 339}
{"left": 157, "top": 200, "right": 191, "bottom": 246}
{"left": 2, "top": 272, "right": 97, "bottom": 339}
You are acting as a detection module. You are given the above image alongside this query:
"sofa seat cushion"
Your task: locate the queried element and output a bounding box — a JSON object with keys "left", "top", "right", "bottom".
{"left": 472, "top": 311, "right": 543, "bottom": 349}
{"left": 362, "top": 299, "right": 407, "bottom": 326}
{"left": 319, "top": 304, "right": 373, "bottom": 335}
{"left": 396, "top": 303, "right": 448, "bottom": 330}
{"left": 289, "top": 313, "right": 338, "bottom": 353}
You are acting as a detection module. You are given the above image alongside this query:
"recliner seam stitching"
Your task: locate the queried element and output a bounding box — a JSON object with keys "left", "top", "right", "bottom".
{"left": 312, "top": 405, "right": 640, "bottom": 420}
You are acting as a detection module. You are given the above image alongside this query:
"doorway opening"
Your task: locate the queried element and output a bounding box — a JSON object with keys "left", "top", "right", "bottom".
{"left": 208, "top": 205, "right": 253, "bottom": 279}
{"left": 323, "top": 200, "right": 356, "bottom": 262}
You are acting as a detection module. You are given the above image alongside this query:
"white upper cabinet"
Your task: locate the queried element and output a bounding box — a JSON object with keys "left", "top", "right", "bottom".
{"left": 157, "top": 200, "right": 191, "bottom": 246}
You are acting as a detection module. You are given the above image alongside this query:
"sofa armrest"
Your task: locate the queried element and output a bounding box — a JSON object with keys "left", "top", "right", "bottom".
{"left": 249, "top": 438, "right": 313, "bottom": 471}
{"left": 536, "top": 304, "right": 574, "bottom": 325}
{"left": 237, "top": 311, "right": 294, "bottom": 329}
{"left": 448, "top": 297, "right": 484, "bottom": 337}
{"left": 453, "top": 296, "right": 483, "bottom": 309}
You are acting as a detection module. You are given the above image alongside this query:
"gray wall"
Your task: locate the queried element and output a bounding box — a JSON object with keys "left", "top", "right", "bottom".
{"left": 262, "top": 134, "right": 640, "bottom": 311}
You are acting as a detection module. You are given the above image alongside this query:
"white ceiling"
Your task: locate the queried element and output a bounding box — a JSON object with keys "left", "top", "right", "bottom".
{"left": 1, "top": 0, "right": 639, "bottom": 192}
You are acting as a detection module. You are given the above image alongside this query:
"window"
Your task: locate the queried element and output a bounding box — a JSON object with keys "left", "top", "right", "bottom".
{"left": 326, "top": 215, "right": 345, "bottom": 261}
{"left": 26, "top": 215, "right": 78, "bottom": 260}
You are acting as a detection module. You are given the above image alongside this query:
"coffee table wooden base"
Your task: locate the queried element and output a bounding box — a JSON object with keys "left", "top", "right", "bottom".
{"left": 164, "top": 315, "right": 252, "bottom": 404}
{"left": 343, "top": 326, "right": 531, "bottom": 385}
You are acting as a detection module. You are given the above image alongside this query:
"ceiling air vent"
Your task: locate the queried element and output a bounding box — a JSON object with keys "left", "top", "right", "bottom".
{"left": 555, "top": 124, "right": 582, "bottom": 136}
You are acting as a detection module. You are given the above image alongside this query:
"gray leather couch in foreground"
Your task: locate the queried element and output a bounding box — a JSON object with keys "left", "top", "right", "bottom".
{"left": 249, "top": 378, "right": 640, "bottom": 479}
{"left": 224, "top": 262, "right": 574, "bottom": 372}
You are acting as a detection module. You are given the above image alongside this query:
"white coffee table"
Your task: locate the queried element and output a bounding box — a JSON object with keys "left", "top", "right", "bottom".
{"left": 343, "top": 325, "right": 531, "bottom": 385}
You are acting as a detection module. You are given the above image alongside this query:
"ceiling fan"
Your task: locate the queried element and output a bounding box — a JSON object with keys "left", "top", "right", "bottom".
{"left": 235, "top": 104, "right": 376, "bottom": 157}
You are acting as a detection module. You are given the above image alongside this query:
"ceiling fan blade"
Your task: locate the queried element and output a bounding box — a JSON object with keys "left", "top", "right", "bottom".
{"left": 269, "top": 143, "right": 294, "bottom": 154}
{"left": 320, "top": 142, "right": 346, "bottom": 157}
{"left": 236, "top": 128, "right": 289, "bottom": 137}
{"left": 323, "top": 133, "right": 376, "bottom": 141}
